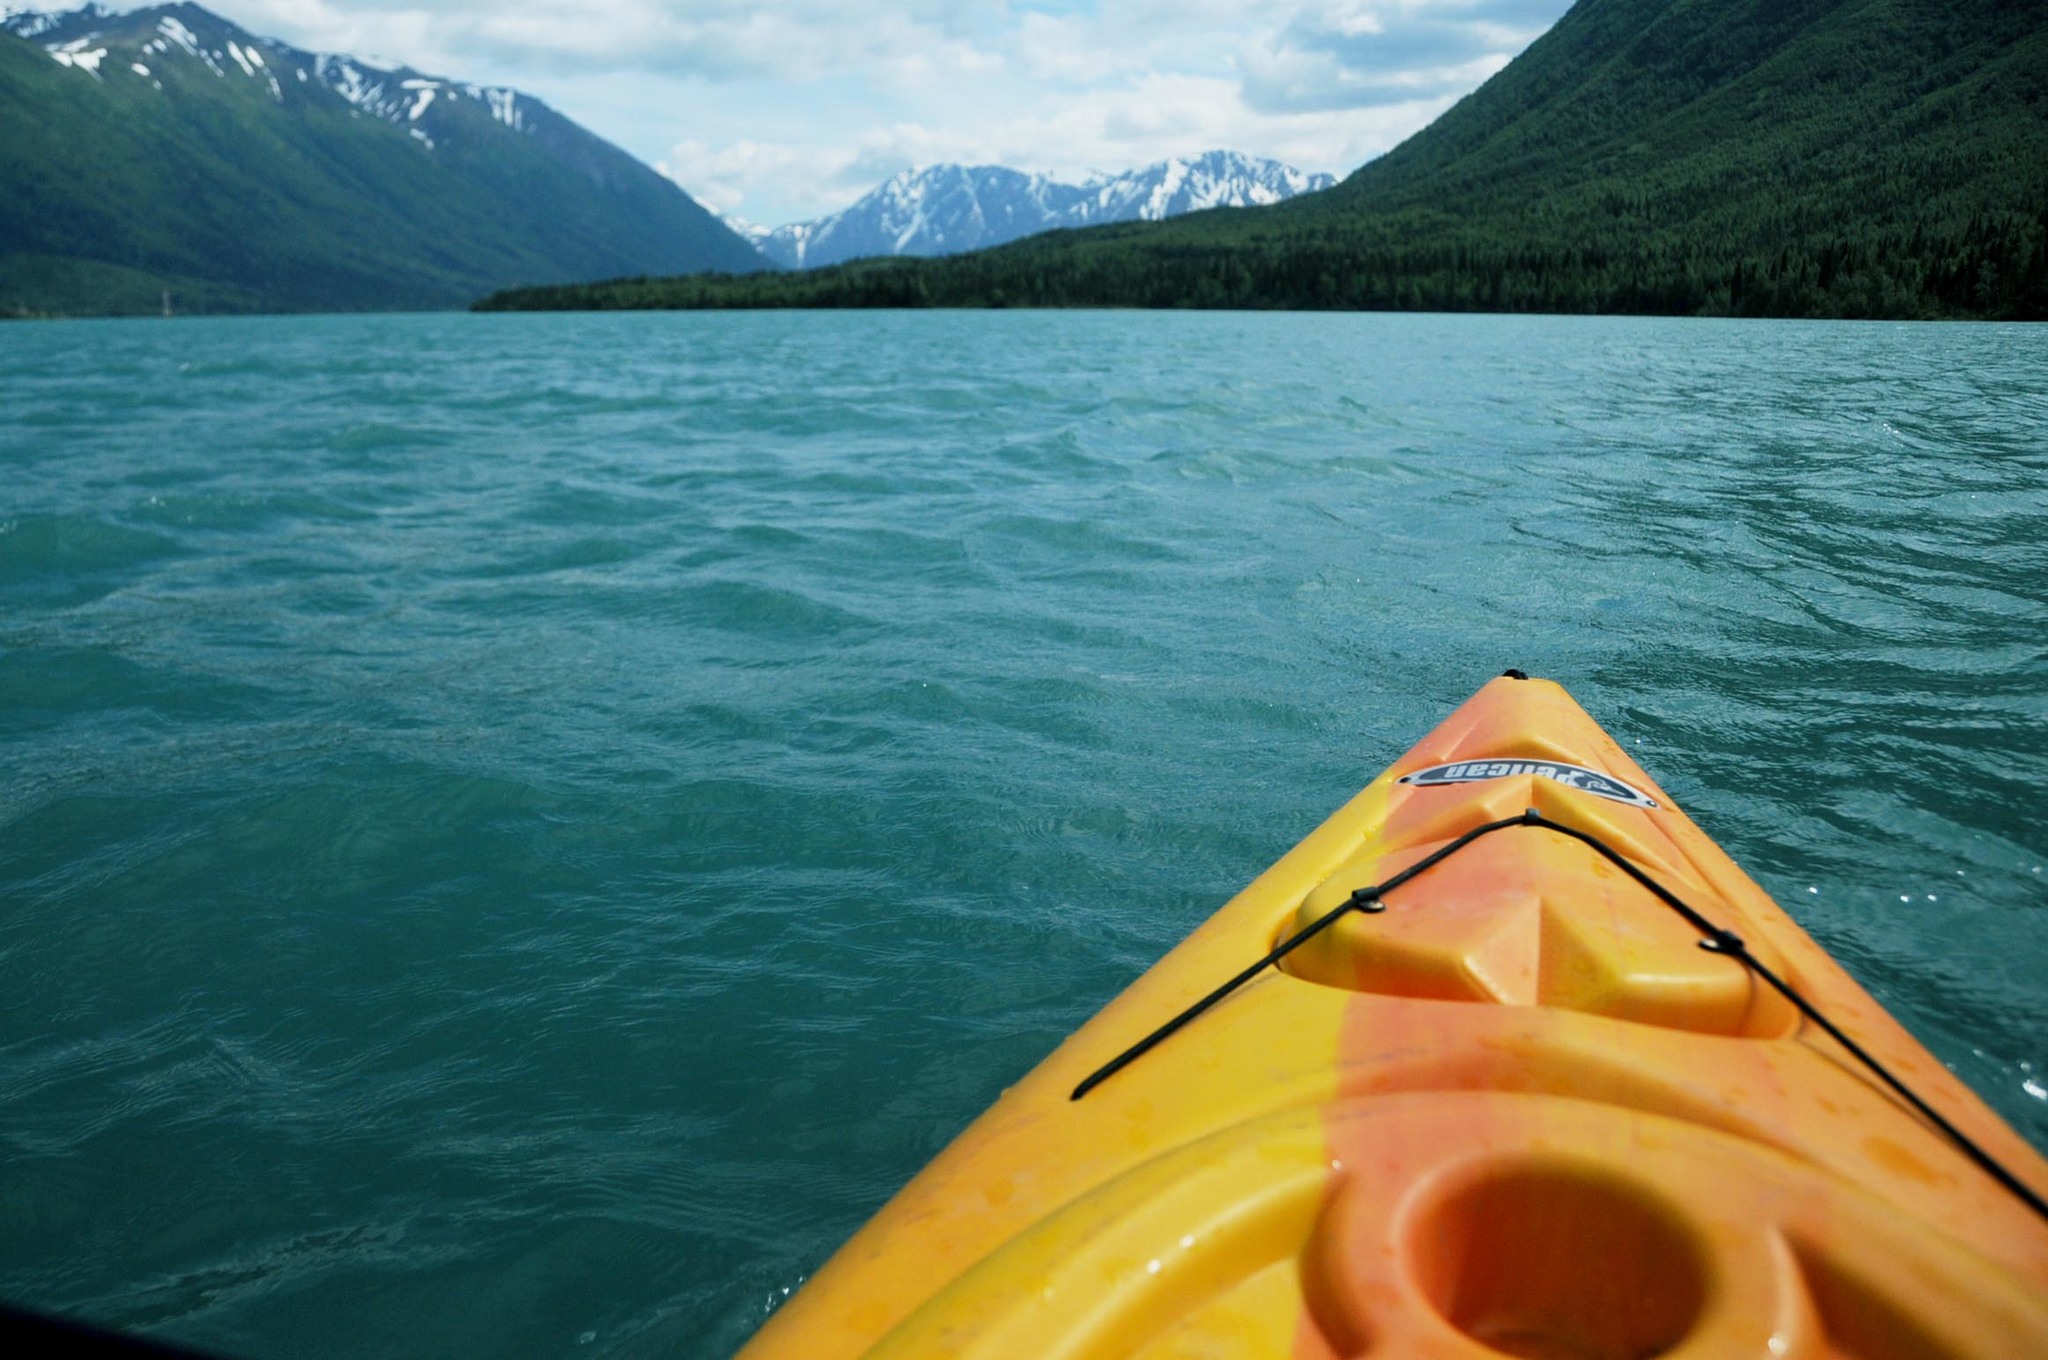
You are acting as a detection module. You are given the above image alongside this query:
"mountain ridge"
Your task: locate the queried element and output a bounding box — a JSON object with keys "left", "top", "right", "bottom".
{"left": 754, "top": 153, "right": 1335, "bottom": 269}
{"left": 1, "top": 2, "right": 768, "bottom": 315}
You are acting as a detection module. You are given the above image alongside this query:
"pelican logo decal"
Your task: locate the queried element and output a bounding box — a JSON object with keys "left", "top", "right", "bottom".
{"left": 1397, "top": 759, "right": 1658, "bottom": 809}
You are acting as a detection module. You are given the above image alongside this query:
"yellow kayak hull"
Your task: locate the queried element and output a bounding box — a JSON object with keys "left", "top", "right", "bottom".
{"left": 737, "top": 675, "right": 2048, "bottom": 1359}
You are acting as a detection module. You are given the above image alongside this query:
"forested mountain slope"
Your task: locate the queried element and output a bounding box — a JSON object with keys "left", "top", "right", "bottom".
{"left": 2, "top": 4, "right": 767, "bottom": 316}
{"left": 481, "top": 0, "right": 2048, "bottom": 319}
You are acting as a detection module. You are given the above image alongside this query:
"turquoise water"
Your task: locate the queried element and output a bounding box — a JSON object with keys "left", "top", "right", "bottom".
{"left": 2, "top": 310, "right": 2044, "bottom": 1358}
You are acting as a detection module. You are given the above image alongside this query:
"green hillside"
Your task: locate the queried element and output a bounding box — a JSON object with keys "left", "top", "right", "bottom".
{"left": 479, "top": 0, "right": 2048, "bottom": 319}
{"left": 1, "top": 4, "right": 768, "bottom": 316}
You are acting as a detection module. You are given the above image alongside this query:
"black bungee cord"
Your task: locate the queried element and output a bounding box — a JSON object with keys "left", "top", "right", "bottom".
{"left": 1069, "top": 807, "right": 2048, "bottom": 1229}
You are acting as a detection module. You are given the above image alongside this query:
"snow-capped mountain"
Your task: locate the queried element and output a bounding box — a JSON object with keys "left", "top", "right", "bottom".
{"left": 1, "top": 3, "right": 765, "bottom": 314}
{"left": 10, "top": 2, "right": 532, "bottom": 145}
{"left": 758, "top": 152, "right": 1336, "bottom": 270}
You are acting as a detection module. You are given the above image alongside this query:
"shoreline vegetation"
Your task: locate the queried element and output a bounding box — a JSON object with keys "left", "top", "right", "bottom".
{"left": 471, "top": 215, "right": 2047, "bottom": 321}
{"left": 476, "top": 0, "right": 2048, "bottom": 322}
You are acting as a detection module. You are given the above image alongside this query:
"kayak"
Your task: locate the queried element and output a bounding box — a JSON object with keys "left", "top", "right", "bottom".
{"left": 735, "top": 673, "right": 2048, "bottom": 1359}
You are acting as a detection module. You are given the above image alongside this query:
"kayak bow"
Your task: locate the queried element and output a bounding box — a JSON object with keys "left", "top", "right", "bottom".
{"left": 737, "top": 673, "right": 2048, "bottom": 1360}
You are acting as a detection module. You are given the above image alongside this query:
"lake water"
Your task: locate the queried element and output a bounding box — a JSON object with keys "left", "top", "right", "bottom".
{"left": 2, "top": 310, "right": 2044, "bottom": 1358}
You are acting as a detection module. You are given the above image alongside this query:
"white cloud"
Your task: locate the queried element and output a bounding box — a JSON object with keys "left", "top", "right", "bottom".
{"left": 220, "top": 0, "right": 1018, "bottom": 79}
{"left": 660, "top": 134, "right": 941, "bottom": 221}
{"left": 1011, "top": 11, "right": 1134, "bottom": 85}
{"left": 185, "top": 1, "right": 1572, "bottom": 227}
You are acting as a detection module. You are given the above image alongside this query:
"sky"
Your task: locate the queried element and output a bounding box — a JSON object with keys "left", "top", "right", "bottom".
{"left": 143, "top": 1, "right": 1575, "bottom": 228}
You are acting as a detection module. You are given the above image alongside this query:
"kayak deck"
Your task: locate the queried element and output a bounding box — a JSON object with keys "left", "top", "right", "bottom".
{"left": 737, "top": 675, "right": 2048, "bottom": 1360}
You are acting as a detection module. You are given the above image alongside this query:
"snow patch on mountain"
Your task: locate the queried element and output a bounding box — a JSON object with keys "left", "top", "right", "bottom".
{"left": 759, "top": 151, "right": 1337, "bottom": 269}
{"left": 154, "top": 14, "right": 196, "bottom": 53}
{"left": 715, "top": 212, "right": 772, "bottom": 245}
{"left": 48, "top": 36, "right": 105, "bottom": 73}
{"left": 481, "top": 86, "right": 523, "bottom": 131}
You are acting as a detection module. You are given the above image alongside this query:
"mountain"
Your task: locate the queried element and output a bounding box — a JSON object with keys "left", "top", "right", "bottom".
{"left": 0, "top": 3, "right": 769, "bottom": 315}
{"left": 483, "top": 0, "right": 2048, "bottom": 321}
{"left": 755, "top": 153, "right": 1335, "bottom": 269}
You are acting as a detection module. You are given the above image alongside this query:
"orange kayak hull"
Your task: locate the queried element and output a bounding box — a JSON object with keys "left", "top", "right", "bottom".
{"left": 736, "top": 675, "right": 2048, "bottom": 1359}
